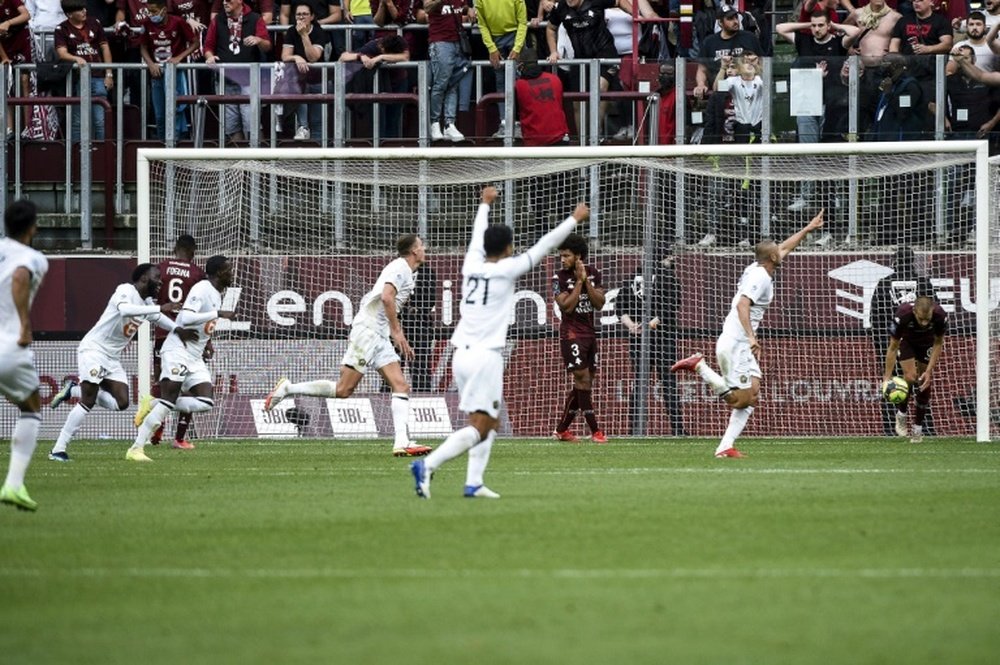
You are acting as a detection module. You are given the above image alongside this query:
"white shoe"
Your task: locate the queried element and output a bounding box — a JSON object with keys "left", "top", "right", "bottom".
{"left": 894, "top": 411, "right": 908, "bottom": 438}
{"left": 612, "top": 125, "right": 633, "bottom": 140}
{"left": 264, "top": 378, "right": 290, "bottom": 411}
{"left": 514, "top": 121, "right": 522, "bottom": 139}
{"left": 697, "top": 233, "right": 716, "bottom": 247}
{"left": 737, "top": 238, "right": 752, "bottom": 249}
{"left": 293, "top": 126, "right": 310, "bottom": 141}
{"left": 430, "top": 122, "right": 444, "bottom": 141}
{"left": 492, "top": 121, "right": 507, "bottom": 139}
{"left": 125, "top": 447, "right": 152, "bottom": 462}
{"left": 464, "top": 484, "right": 501, "bottom": 499}
{"left": 910, "top": 425, "right": 923, "bottom": 443}
{"left": 814, "top": 232, "right": 833, "bottom": 247}
{"left": 787, "top": 197, "right": 807, "bottom": 212}
{"left": 442, "top": 122, "right": 464, "bottom": 142}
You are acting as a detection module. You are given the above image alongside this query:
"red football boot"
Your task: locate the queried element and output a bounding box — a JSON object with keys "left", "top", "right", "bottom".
{"left": 671, "top": 353, "right": 704, "bottom": 373}
{"left": 714, "top": 447, "right": 745, "bottom": 458}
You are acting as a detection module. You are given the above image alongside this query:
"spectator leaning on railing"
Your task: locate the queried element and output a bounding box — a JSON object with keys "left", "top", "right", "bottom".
{"left": 54, "top": 0, "right": 113, "bottom": 140}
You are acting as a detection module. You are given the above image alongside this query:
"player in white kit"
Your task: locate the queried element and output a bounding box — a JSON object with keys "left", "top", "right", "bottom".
{"left": 410, "top": 187, "right": 589, "bottom": 499}
{"left": 0, "top": 201, "right": 49, "bottom": 511}
{"left": 128, "top": 256, "right": 235, "bottom": 461}
{"left": 48, "top": 264, "right": 193, "bottom": 461}
{"left": 264, "top": 234, "right": 433, "bottom": 458}
{"left": 671, "top": 210, "right": 825, "bottom": 458}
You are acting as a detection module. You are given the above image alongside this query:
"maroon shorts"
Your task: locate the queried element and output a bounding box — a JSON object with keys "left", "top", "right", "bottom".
{"left": 898, "top": 339, "right": 932, "bottom": 364}
{"left": 560, "top": 335, "right": 598, "bottom": 372}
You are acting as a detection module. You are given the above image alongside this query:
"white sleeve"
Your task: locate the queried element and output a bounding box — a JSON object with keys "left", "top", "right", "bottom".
{"left": 177, "top": 308, "right": 217, "bottom": 327}
{"left": 117, "top": 302, "right": 162, "bottom": 317}
{"left": 463, "top": 203, "right": 491, "bottom": 273}
{"left": 513, "top": 216, "right": 578, "bottom": 278}
{"left": 152, "top": 313, "right": 178, "bottom": 332}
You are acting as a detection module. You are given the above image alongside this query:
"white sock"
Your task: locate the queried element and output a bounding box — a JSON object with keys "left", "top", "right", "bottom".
{"left": 52, "top": 403, "right": 90, "bottom": 454}
{"left": 175, "top": 396, "right": 214, "bottom": 413}
{"left": 424, "top": 426, "right": 481, "bottom": 473}
{"left": 5, "top": 413, "right": 41, "bottom": 489}
{"left": 390, "top": 393, "right": 410, "bottom": 449}
{"left": 70, "top": 385, "right": 82, "bottom": 399}
{"left": 95, "top": 390, "right": 118, "bottom": 410}
{"left": 287, "top": 380, "right": 337, "bottom": 398}
{"left": 716, "top": 406, "right": 754, "bottom": 455}
{"left": 133, "top": 402, "right": 172, "bottom": 449}
{"left": 466, "top": 430, "right": 496, "bottom": 488}
{"left": 697, "top": 362, "right": 730, "bottom": 396}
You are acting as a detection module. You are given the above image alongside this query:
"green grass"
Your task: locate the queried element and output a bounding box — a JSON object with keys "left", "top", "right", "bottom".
{"left": 2, "top": 437, "right": 999, "bottom": 665}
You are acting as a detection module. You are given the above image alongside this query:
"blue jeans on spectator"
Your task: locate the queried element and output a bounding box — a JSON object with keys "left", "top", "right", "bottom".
{"left": 70, "top": 76, "right": 108, "bottom": 141}
{"left": 151, "top": 70, "right": 190, "bottom": 141}
{"left": 796, "top": 114, "right": 823, "bottom": 200}
{"left": 491, "top": 31, "right": 517, "bottom": 119}
{"left": 350, "top": 16, "right": 376, "bottom": 51}
{"left": 296, "top": 81, "right": 325, "bottom": 138}
{"left": 429, "top": 40, "right": 468, "bottom": 125}
{"left": 223, "top": 78, "right": 252, "bottom": 139}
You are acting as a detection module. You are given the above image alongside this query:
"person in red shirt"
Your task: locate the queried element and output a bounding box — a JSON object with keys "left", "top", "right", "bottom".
{"left": 514, "top": 45, "right": 567, "bottom": 147}
{"left": 140, "top": 0, "right": 199, "bottom": 140}
{"left": 551, "top": 233, "right": 607, "bottom": 443}
{"left": 54, "top": 0, "right": 115, "bottom": 141}
{"left": 0, "top": 0, "right": 31, "bottom": 140}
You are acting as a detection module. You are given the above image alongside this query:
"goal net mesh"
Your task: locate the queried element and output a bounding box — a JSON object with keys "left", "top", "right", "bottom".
{"left": 138, "top": 149, "right": 997, "bottom": 441}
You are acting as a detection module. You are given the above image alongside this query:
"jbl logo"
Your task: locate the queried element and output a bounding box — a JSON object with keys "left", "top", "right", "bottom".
{"left": 414, "top": 407, "right": 442, "bottom": 423}
{"left": 337, "top": 408, "right": 369, "bottom": 424}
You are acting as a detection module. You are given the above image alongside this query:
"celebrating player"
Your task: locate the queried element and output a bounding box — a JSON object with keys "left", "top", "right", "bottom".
{"left": 409, "top": 187, "right": 589, "bottom": 499}
{"left": 0, "top": 201, "right": 49, "bottom": 511}
{"left": 142, "top": 234, "right": 207, "bottom": 449}
{"left": 49, "top": 264, "right": 192, "bottom": 461}
{"left": 129, "top": 256, "right": 235, "bottom": 461}
{"left": 264, "top": 235, "right": 432, "bottom": 458}
{"left": 671, "top": 210, "right": 825, "bottom": 458}
{"left": 551, "top": 233, "right": 607, "bottom": 443}
{"left": 882, "top": 291, "right": 947, "bottom": 443}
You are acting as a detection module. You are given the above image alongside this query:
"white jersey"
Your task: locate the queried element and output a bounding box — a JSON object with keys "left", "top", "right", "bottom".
{"left": 721, "top": 262, "right": 773, "bottom": 343}
{"left": 451, "top": 203, "right": 578, "bottom": 351}
{"left": 79, "top": 283, "right": 163, "bottom": 356}
{"left": 0, "top": 237, "right": 49, "bottom": 349}
{"left": 161, "top": 279, "right": 222, "bottom": 359}
{"left": 352, "top": 257, "right": 416, "bottom": 338}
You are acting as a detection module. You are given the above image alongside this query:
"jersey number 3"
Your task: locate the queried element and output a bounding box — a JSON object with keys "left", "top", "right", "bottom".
{"left": 465, "top": 276, "right": 491, "bottom": 306}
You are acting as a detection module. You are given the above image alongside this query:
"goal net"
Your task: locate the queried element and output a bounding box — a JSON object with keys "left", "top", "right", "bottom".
{"left": 136, "top": 144, "right": 997, "bottom": 443}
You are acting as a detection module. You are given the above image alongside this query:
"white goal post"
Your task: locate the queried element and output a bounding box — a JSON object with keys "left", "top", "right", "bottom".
{"left": 137, "top": 143, "right": 997, "bottom": 443}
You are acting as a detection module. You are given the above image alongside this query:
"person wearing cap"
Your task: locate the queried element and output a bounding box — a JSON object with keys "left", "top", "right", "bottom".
{"left": 693, "top": 3, "right": 762, "bottom": 100}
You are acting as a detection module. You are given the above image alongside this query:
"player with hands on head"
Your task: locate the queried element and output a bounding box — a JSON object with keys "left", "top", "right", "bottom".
{"left": 410, "top": 186, "right": 589, "bottom": 499}
{"left": 882, "top": 289, "right": 947, "bottom": 443}
{"left": 129, "top": 256, "right": 236, "bottom": 461}
{"left": 552, "top": 233, "right": 607, "bottom": 443}
{"left": 265, "top": 234, "right": 432, "bottom": 458}
{"left": 48, "top": 264, "right": 198, "bottom": 462}
{"left": 671, "top": 209, "right": 825, "bottom": 458}
{"left": 0, "top": 200, "right": 48, "bottom": 511}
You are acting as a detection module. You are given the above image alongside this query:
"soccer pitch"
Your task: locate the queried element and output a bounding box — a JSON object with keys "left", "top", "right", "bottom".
{"left": 2, "top": 438, "right": 998, "bottom": 664}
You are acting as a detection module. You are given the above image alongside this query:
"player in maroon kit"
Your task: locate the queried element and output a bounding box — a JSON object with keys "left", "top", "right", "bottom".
{"left": 139, "top": 234, "right": 207, "bottom": 448}
{"left": 882, "top": 292, "right": 947, "bottom": 443}
{"left": 552, "top": 233, "right": 607, "bottom": 443}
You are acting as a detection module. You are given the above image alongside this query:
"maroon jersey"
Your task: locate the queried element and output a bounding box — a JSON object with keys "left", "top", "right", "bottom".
{"left": 155, "top": 258, "right": 206, "bottom": 339}
{"left": 170, "top": 0, "right": 212, "bottom": 26}
{"left": 427, "top": 0, "right": 465, "bottom": 43}
{"left": 54, "top": 17, "right": 109, "bottom": 64}
{"left": 140, "top": 14, "right": 196, "bottom": 61}
{"left": 0, "top": 0, "right": 31, "bottom": 63}
{"left": 888, "top": 301, "right": 948, "bottom": 349}
{"left": 553, "top": 265, "right": 602, "bottom": 340}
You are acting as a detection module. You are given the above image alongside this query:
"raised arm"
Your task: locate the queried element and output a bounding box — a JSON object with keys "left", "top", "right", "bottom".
{"left": 463, "top": 187, "right": 497, "bottom": 272}
{"left": 778, "top": 209, "right": 825, "bottom": 261}
{"left": 520, "top": 204, "right": 588, "bottom": 275}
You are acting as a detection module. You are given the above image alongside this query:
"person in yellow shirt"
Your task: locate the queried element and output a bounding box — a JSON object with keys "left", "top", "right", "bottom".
{"left": 347, "top": 0, "right": 376, "bottom": 50}
{"left": 475, "top": 0, "right": 527, "bottom": 137}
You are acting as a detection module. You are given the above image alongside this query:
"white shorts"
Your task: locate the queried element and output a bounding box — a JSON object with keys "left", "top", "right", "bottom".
{"left": 341, "top": 325, "right": 399, "bottom": 373}
{"left": 452, "top": 345, "right": 504, "bottom": 419}
{"left": 716, "top": 333, "right": 761, "bottom": 391}
{"left": 159, "top": 346, "right": 212, "bottom": 392}
{"left": 78, "top": 347, "right": 127, "bottom": 385}
{"left": 0, "top": 345, "right": 40, "bottom": 403}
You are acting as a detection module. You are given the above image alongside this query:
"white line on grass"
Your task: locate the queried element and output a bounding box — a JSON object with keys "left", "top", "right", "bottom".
{"left": 1, "top": 566, "right": 998, "bottom": 581}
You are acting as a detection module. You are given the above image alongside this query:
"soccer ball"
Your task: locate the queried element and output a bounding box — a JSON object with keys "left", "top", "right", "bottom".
{"left": 883, "top": 377, "right": 909, "bottom": 404}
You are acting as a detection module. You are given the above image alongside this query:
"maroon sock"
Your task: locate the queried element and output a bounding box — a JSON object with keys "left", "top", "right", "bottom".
{"left": 176, "top": 413, "right": 192, "bottom": 442}
{"left": 576, "top": 388, "right": 600, "bottom": 433}
{"left": 556, "top": 390, "right": 578, "bottom": 432}
{"left": 914, "top": 384, "right": 931, "bottom": 426}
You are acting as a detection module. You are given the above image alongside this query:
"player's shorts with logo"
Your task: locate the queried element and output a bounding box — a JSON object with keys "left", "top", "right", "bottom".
{"left": 341, "top": 324, "right": 400, "bottom": 373}
{"left": 560, "top": 334, "right": 598, "bottom": 372}
{"left": 898, "top": 340, "right": 933, "bottom": 363}
{"left": 716, "top": 333, "right": 761, "bottom": 390}
{"left": 0, "top": 345, "right": 40, "bottom": 403}
{"left": 159, "top": 346, "right": 211, "bottom": 391}
{"left": 77, "top": 346, "right": 127, "bottom": 385}
{"left": 452, "top": 345, "right": 504, "bottom": 419}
